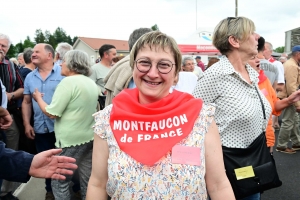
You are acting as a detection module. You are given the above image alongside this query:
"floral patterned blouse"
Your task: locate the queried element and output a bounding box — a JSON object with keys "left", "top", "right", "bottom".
{"left": 93, "top": 104, "right": 215, "bottom": 199}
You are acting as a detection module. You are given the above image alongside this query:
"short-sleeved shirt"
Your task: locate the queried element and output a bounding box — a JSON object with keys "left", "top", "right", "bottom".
{"left": 46, "top": 75, "right": 98, "bottom": 148}
{"left": 0, "top": 59, "right": 24, "bottom": 110}
{"left": 268, "top": 58, "right": 285, "bottom": 84}
{"left": 93, "top": 104, "right": 215, "bottom": 199}
{"left": 193, "top": 56, "right": 272, "bottom": 148}
{"left": 89, "top": 62, "right": 111, "bottom": 94}
{"left": 0, "top": 80, "right": 7, "bottom": 108}
{"left": 23, "top": 64, "right": 63, "bottom": 133}
{"left": 259, "top": 59, "right": 278, "bottom": 85}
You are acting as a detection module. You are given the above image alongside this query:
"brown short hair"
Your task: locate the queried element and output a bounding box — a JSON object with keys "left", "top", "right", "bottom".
{"left": 130, "top": 31, "right": 182, "bottom": 76}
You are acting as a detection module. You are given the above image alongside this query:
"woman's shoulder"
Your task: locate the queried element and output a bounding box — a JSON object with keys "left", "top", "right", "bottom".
{"left": 93, "top": 104, "right": 113, "bottom": 121}
{"left": 199, "top": 103, "right": 216, "bottom": 119}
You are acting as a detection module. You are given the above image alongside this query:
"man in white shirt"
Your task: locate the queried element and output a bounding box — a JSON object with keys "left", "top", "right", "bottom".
{"left": 264, "top": 41, "right": 286, "bottom": 130}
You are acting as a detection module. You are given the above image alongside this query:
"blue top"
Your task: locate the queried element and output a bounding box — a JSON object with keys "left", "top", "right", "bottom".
{"left": 24, "top": 64, "right": 64, "bottom": 134}
{"left": 0, "top": 141, "right": 33, "bottom": 182}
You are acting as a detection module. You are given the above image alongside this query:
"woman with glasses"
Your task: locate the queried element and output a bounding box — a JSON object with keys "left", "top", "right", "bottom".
{"left": 193, "top": 17, "right": 271, "bottom": 200}
{"left": 87, "top": 31, "right": 234, "bottom": 199}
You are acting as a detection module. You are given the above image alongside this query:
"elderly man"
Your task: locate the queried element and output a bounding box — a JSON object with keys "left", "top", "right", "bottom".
{"left": 276, "top": 45, "right": 300, "bottom": 154}
{"left": 54, "top": 42, "right": 73, "bottom": 65}
{"left": 263, "top": 41, "right": 285, "bottom": 92}
{"left": 17, "top": 53, "right": 25, "bottom": 68}
{"left": 182, "top": 56, "right": 203, "bottom": 80}
{"left": 170, "top": 57, "right": 198, "bottom": 94}
{"left": 0, "top": 33, "right": 24, "bottom": 200}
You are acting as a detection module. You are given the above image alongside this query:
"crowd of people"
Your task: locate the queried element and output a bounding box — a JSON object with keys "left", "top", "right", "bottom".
{"left": 0, "top": 15, "right": 300, "bottom": 200}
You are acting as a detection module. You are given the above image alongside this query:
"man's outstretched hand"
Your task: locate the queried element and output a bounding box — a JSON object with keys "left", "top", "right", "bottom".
{"left": 29, "top": 149, "right": 78, "bottom": 180}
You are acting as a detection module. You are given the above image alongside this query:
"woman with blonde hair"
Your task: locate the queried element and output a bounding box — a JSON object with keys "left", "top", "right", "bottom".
{"left": 193, "top": 17, "right": 281, "bottom": 200}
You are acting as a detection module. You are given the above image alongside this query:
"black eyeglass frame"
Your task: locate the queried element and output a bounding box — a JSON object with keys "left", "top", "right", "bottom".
{"left": 226, "top": 17, "right": 240, "bottom": 37}
{"left": 134, "top": 58, "right": 176, "bottom": 74}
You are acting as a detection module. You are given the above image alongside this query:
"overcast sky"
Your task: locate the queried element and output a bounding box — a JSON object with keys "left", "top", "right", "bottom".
{"left": 2, "top": 0, "right": 299, "bottom": 50}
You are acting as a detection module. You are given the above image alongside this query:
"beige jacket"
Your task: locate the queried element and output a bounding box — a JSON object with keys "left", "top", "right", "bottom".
{"left": 278, "top": 57, "right": 300, "bottom": 107}
{"left": 104, "top": 55, "right": 132, "bottom": 107}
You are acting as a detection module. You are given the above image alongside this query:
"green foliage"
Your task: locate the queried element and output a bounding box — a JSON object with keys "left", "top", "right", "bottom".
{"left": 274, "top": 46, "right": 284, "bottom": 53}
{"left": 23, "top": 36, "right": 35, "bottom": 49}
{"left": 6, "top": 44, "right": 17, "bottom": 58}
{"left": 6, "top": 27, "right": 77, "bottom": 58}
{"left": 151, "top": 24, "right": 159, "bottom": 31}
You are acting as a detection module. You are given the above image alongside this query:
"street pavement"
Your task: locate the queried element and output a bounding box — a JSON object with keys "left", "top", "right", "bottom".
{"left": 13, "top": 130, "right": 300, "bottom": 200}
{"left": 262, "top": 130, "right": 300, "bottom": 200}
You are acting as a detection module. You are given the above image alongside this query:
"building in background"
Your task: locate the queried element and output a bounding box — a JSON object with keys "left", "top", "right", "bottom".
{"left": 177, "top": 28, "right": 220, "bottom": 65}
{"left": 73, "top": 37, "right": 129, "bottom": 64}
{"left": 285, "top": 27, "right": 300, "bottom": 53}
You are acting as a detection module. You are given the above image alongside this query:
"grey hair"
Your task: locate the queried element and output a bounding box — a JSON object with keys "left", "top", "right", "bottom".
{"left": 44, "top": 44, "right": 55, "bottom": 59}
{"left": 265, "top": 42, "right": 273, "bottom": 51}
{"left": 128, "top": 28, "right": 152, "bottom": 51}
{"left": 23, "top": 48, "right": 33, "bottom": 64}
{"left": 0, "top": 33, "right": 12, "bottom": 47}
{"left": 63, "top": 50, "right": 91, "bottom": 76}
{"left": 56, "top": 42, "right": 73, "bottom": 60}
{"left": 182, "top": 57, "right": 194, "bottom": 66}
{"left": 18, "top": 53, "right": 23, "bottom": 57}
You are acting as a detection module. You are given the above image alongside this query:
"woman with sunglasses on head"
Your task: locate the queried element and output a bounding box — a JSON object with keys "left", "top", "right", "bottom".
{"left": 193, "top": 17, "right": 275, "bottom": 200}
{"left": 87, "top": 31, "right": 234, "bottom": 200}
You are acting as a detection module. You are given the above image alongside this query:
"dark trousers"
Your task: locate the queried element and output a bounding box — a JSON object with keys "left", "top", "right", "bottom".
{"left": 35, "top": 132, "right": 56, "bottom": 192}
{"left": 35, "top": 132, "right": 80, "bottom": 193}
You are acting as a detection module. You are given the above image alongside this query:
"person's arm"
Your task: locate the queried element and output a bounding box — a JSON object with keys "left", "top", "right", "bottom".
{"left": 272, "top": 81, "right": 277, "bottom": 91}
{"left": 205, "top": 120, "right": 235, "bottom": 200}
{"left": 275, "top": 90, "right": 300, "bottom": 111}
{"left": 0, "top": 141, "right": 77, "bottom": 182}
{"left": 22, "top": 94, "right": 35, "bottom": 139}
{"left": 86, "top": 134, "right": 109, "bottom": 200}
{"left": 29, "top": 148, "right": 77, "bottom": 180}
{"left": 32, "top": 88, "right": 57, "bottom": 119}
{"left": 6, "top": 88, "right": 24, "bottom": 102}
{"left": 0, "top": 106, "right": 12, "bottom": 129}
{"left": 7, "top": 67, "right": 24, "bottom": 101}
{"left": 276, "top": 83, "right": 284, "bottom": 92}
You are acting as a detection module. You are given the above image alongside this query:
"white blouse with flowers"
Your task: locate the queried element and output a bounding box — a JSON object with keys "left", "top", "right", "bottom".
{"left": 93, "top": 104, "right": 215, "bottom": 199}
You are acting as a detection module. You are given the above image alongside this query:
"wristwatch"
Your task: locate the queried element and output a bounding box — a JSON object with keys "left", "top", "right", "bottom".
{"left": 10, "top": 93, "right": 15, "bottom": 100}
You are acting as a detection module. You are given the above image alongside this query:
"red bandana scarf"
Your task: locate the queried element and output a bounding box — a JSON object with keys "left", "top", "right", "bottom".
{"left": 110, "top": 88, "right": 203, "bottom": 166}
{"left": 268, "top": 56, "right": 276, "bottom": 63}
{"left": 258, "top": 70, "right": 267, "bottom": 84}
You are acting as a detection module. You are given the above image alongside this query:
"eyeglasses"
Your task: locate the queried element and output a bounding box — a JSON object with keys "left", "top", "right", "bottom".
{"left": 135, "top": 58, "right": 175, "bottom": 74}
{"left": 227, "top": 17, "right": 241, "bottom": 38}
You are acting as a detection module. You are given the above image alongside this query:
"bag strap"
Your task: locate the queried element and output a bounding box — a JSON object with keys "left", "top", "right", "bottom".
{"left": 254, "top": 86, "right": 266, "bottom": 120}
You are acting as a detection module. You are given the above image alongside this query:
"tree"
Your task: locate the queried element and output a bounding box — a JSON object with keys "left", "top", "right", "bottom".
{"left": 23, "top": 36, "right": 35, "bottom": 49}
{"left": 34, "top": 29, "right": 46, "bottom": 44}
{"left": 151, "top": 24, "right": 159, "bottom": 31}
{"left": 72, "top": 36, "right": 78, "bottom": 45}
{"left": 274, "top": 46, "right": 284, "bottom": 53}
{"left": 15, "top": 41, "right": 24, "bottom": 54}
{"left": 45, "top": 30, "right": 57, "bottom": 48}
{"left": 6, "top": 44, "right": 17, "bottom": 58}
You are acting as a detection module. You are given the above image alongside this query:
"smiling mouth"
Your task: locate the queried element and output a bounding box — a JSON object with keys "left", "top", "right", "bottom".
{"left": 143, "top": 79, "right": 161, "bottom": 85}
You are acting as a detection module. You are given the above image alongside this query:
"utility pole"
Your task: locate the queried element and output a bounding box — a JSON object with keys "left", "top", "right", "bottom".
{"left": 196, "top": 0, "right": 197, "bottom": 30}
{"left": 235, "top": 0, "right": 238, "bottom": 17}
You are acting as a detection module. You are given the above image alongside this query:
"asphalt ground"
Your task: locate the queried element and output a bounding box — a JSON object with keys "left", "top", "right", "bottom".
{"left": 262, "top": 130, "right": 300, "bottom": 200}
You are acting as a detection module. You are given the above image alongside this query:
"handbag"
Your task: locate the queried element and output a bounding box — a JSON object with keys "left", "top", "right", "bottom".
{"left": 222, "top": 86, "right": 282, "bottom": 199}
